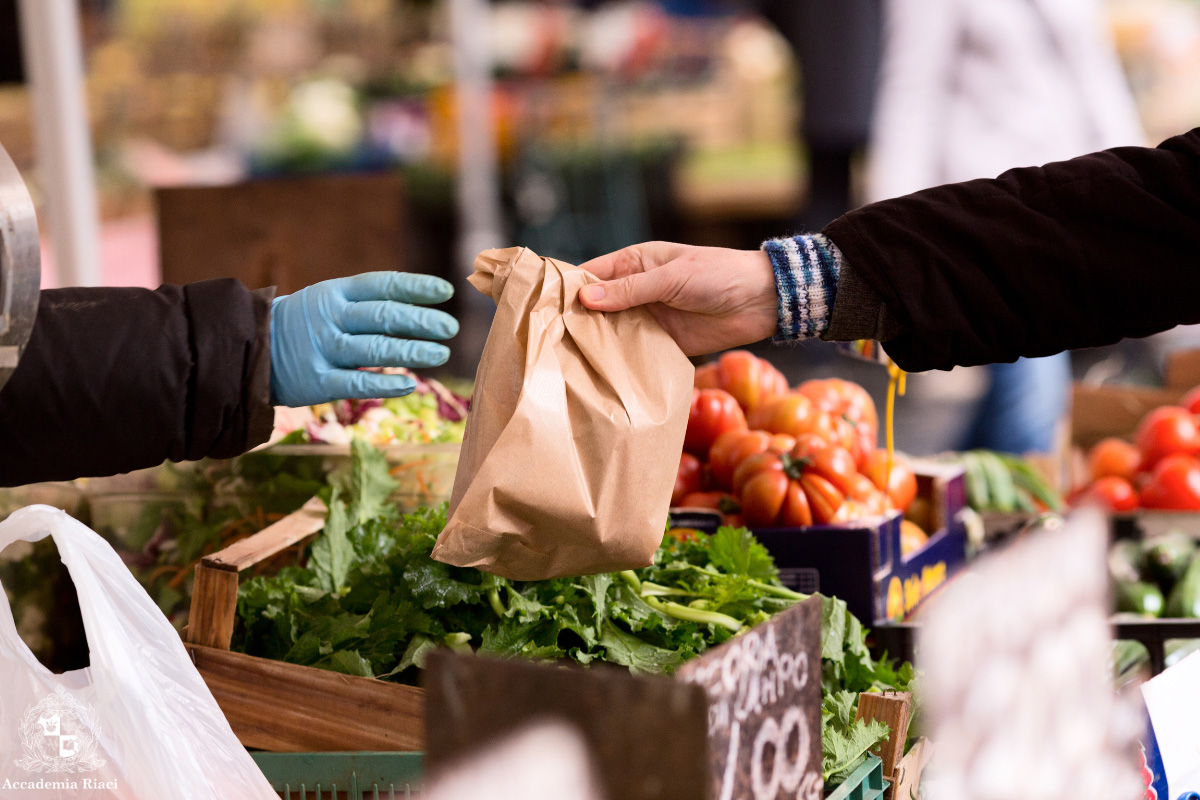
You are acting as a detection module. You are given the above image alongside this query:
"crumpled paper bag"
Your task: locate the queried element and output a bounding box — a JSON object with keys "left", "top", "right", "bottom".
{"left": 433, "top": 247, "right": 694, "bottom": 580}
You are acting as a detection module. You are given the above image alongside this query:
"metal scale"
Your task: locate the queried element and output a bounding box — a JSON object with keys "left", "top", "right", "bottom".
{"left": 0, "top": 141, "right": 39, "bottom": 394}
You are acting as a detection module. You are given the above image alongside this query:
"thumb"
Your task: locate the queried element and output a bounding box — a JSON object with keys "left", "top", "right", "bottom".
{"left": 579, "top": 268, "right": 676, "bottom": 313}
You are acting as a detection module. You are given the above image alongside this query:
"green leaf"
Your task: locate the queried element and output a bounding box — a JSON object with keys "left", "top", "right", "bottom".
{"left": 327, "top": 649, "right": 374, "bottom": 678}
{"left": 707, "top": 526, "right": 777, "bottom": 580}
{"left": 310, "top": 496, "right": 355, "bottom": 593}
{"left": 330, "top": 439, "right": 399, "bottom": 524}
{"left": 599, "top": 622, "right": 684, "bottom": 674}
{"left": 822, "top": 716, "right": 890, "bottom": 783}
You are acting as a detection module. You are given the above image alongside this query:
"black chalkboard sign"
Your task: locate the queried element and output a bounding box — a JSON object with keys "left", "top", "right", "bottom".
{"left": 676, "top": 596, "right": 823, "bottom": 800}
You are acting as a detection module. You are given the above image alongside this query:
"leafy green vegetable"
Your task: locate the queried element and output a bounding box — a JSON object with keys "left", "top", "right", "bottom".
{"left": 232, "top": 442, "right": 917, "bottom": 791}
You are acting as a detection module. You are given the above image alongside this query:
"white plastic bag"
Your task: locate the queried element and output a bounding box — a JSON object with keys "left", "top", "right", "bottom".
{"left": 0, "top": 505, "right": 277, "bottom": 799}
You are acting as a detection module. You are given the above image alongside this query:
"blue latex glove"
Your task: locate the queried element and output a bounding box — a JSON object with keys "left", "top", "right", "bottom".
{"left": 270, "top": 272, "right": 458, "bottom": 407}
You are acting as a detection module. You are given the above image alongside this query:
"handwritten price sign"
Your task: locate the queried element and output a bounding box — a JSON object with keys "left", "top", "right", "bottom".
{"left": 677, "top": 597, "right": 823, "bottom": 800}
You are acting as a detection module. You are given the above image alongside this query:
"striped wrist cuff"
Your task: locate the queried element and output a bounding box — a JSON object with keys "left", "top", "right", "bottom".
{"left": 762, "top": 234, "right": 844, "bottom": 342}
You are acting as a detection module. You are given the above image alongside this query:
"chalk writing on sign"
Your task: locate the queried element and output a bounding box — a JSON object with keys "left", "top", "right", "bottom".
{"left": 677, "top": 596, "right": 822, "bottom": 800}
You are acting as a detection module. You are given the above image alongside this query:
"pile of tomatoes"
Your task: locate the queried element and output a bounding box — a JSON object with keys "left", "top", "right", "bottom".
{"left": 673, "top": 351, "right": 918, "bottom": 528}
{"left": 1076, "top": 389, "right": 1200, "bottom": 512}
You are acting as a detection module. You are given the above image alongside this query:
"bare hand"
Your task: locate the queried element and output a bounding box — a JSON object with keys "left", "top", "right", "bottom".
{"left": 577, "top": 242, "right": 777, "bottom": 356}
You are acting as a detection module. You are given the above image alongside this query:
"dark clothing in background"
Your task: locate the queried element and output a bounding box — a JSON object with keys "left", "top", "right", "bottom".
{"left": 824, "top": 128, "right": 1200, "bottom": 372}
{"left": 0, "top": 279, "right": 274, "bottom": 486}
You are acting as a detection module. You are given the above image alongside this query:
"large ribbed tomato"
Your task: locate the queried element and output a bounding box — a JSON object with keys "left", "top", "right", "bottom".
{"left": 708, "top": 430, "right": 772, "bottom": 489}
{"left": 695, "top": 351, "right": 789, "bottom": 416}
{"left": 862, "top": 449, "right": 918, "bottom": 512}
{"left": 748, "top": 393, "right": 836, "bottom": 441}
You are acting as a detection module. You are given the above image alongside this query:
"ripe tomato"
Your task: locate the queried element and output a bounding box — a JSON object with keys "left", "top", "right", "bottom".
{"left": 1088, "top": 438, "right": 1141, "bottom": 483}
{"left": 848, "top": 474, "right": 888, "bottom": 515}
{"left": 1078, "top": 476, "right": 1139, "bottom": 512}
{"left": 708, "top": 430, "right": 771, "bottom": 489}
{"left": 1141, "top": 454, "right": 1200, "bottom": 510}
{"left": 748, "top": 393, "right": 813, "bottom": 436}
{"left": 672, "top": 453, "right": 704, "bottom": 506}
{"left": 685, "top": 389, "right": 747, "bottom": 456}
{"left": 799, "top": 473, "right": 845, "bottom": 524}
{"left": 678, "top": 491, "right": 742, "bottom": 515}
{"left": 732, "top": 451, "right": 785, "bottom": 496}
{"left": 1182, "top": 384, "right": 1200, "bottom": 415}
{"left": 1136, "top": 407, "right": 1200, "bottom": 471}
{"left": 781, "top": 481, "right": 814, "bottom": 526}
{"left": 741, "top": 471, "right": 789, "bottom": 526}
{"left": 862, "top": 449, "right": 919, "bottom": 512}
{"left": 792, "top": 443, "right": 859, "bottom": 497}
{"left": 695, "top": 351, "right": 790, "bottom": 416}
{"left": 693, "top": 362, "right": 720, "bottom": 390}
{"left": 797, "top": 379, "right": 878, "bottom": 432}
{"left": 767, "top": 433, "right": 797, "bottom": 454}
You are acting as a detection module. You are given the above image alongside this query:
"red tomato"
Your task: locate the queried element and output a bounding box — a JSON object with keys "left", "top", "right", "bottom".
{"left": 708, "top": 430, "right": 771, "bottom": 489}
{"left": 1141, "top": 454, "right": 1200, "bottom": 510}
{"left": 797, "top": 379, "right": 879, "bottom": 432}
{"left": 693, "top": 362, "right": 720, "bottom": 390}
{"left": 696, "top": 351, "right": 790, "bottom": 416}
{"left": 732, "top": 451, "right": 785, "bottom": 496}
{"left": 1088, "top": 438, "right": 1141, "bottom": 483}
{"left": 748, "top": 393, "right": 819, "bottom": 438}
{"left": 741, "top": 471, "right": 789, "bottom": 526}
{"left": 1182, "top": 384, "right": 1200, "bottom": 415}
{"left": 678, "top": 491, "right": 742, "bottom": 515}
{"left": 672, "top": 453, "right": 704, "bottom": 506}
{"left": 782, "top": 481, "right": 814, "bottom": 527}
{"left": 800, "top": 473, "right": 845, "bottom": 524}
{"left": 1078, "top": 476, "right": 1139, "bottom": 512}
{"left": 802, "top": 445, "right": 859, "bottom": 497}
{"left": 767, "top": 433, "right": 797, "bottom": 455}
{"left": 1137, "top": 407, "right": 1200, "bottom": 471}
{"left": 862, "top": 450, "right": 919, "bottom": 512}
{"left": 685, "top": 389, "right": 747, "bottom": 456}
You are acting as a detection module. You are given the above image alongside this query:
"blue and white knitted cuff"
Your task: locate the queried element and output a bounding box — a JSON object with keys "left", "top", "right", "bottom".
{"left": 762, "top": 233, "right": 844, "bottom": 343}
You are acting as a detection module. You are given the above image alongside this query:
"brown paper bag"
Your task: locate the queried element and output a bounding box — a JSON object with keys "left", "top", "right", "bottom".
{"left": 433, "top": 247, "right": 694, "bottom": 580}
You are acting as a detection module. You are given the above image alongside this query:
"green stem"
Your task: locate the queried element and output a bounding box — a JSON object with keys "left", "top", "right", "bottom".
{"left": 619, "top": 570, "right": 642, "bottom": 594}
{"left": 748, "top": 579, "right": 808, "bottom": 601}
{"left": 643, "top": 596, "right": 743, "bottom": 632}
{"left": 639, "top": 581, "right": 691, "bottom": 597}
{"left": 488, "top": 588, "right": 507, "bottom": 617}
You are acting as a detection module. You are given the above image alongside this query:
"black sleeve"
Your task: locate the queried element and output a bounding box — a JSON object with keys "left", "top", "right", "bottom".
{"left": 823, "top": 128, "right": 1200, "bottom": 372}
{"left": 0, "top": 279, "right": 274, "bottom": 487}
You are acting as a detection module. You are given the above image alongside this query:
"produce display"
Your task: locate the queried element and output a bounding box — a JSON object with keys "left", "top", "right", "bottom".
{"left": 1109, "top": 533, "right": 1200, "bottom": 619}
{"left": 675, "top": 351, "right": 922, "bottom": 539}
{"left": 941, "top": 450, "right": 1063, "bottom": 514}
{"left": 271, "top": 371, "right": 471, "bottom": 447}
{"left": 233, "top": 441, "right": 916, "bottom": 786}
{"left": 1074, "top": 388, "right": 1200, "bottom": 512}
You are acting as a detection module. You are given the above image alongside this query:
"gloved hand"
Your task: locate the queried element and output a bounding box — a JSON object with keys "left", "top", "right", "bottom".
{"left": 270, "top": 272, "right": 458, "bottom": 407}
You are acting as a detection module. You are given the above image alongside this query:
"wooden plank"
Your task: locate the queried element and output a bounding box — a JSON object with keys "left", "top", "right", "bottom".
{"left": 1166, "top": 348, "right": 1200, "bottom": 390}
{"left": 855, "top": 691, "right": 912, "bottom": 788}
{"left": 187, "top": 562, "right": 239, "bottom": 650}
{"left": 1072, "top": 383, "right": 1184, "bottom": 449}
{"left": 889, "top": 738, "right": 932, "bottom": 800}
{"left": 188, "top": 644, "right": 425, "bottom": 753}
{"left": 204, "top": 496, "right": 327, "bottom": 572}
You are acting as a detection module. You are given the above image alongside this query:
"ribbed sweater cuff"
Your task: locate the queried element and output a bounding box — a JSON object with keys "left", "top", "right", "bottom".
{"left": 762, "top": 234, "right": 843, "bottom": 342}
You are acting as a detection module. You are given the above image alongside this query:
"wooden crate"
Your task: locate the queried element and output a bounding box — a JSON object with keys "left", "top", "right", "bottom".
{"left": 184, "top": 496, "right": 425, "bottom": 752}
{"left": 1071, "top": 348, "right": 1200, "bottom": 450}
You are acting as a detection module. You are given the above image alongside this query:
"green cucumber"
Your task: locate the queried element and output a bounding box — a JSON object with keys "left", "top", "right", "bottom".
{"left": 1115, "top": 580, "right": 1165, "bottom": 618}
{"left": 1167, "top": 551, "right": 1200, "bottom": 618}
{"left": 961, "top": 452, "right": 990, "bottom": 511}
{"left": 977, "top": 451, "right": 1016, "bottom": 512}
{"left": 1107, "top": 539, "right": 1143, "bottom": 585}
{"left": 1144, "top": 534, "right": 1197, "bottom": 595}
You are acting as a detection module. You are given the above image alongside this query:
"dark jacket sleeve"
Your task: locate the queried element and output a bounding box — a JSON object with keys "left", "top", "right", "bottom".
{"left": 823, "top": 127, "right": 1200, "bottom": 372}
{"left": 0, "top": 279, "right": 274, "bottom": 487}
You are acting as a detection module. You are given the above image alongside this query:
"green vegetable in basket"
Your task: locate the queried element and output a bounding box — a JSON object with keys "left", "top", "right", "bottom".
{"left": 1166, "top": 551, "right": 1200, "bottom": 618}
{"left": 1143, "top": 534, "right": 1196, "bottom": 595}
{"left": 1108, "top": 539, "right": 1144, "bottom": 585}
{"left": 1115, "top": 580, "right": 1165, "bottom": 618}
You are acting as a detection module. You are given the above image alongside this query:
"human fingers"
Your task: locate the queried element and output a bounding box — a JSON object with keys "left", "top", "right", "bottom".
{"left": 323, "top": 369, "right": 419, "bottom": 400}
{"left": 341, "top": 301, "right": 459, "bottom": 339}
{"left": 578, "top": 242, "right": 687, "bottom": 281}
{"left": 331, "top": 333, "right": 451, "bottom": 369}
{"left": 337, "top": 272, "right": 455, "bottom": 304}
{"left": 578, "top": 262, "right": 683, "bottom": 313}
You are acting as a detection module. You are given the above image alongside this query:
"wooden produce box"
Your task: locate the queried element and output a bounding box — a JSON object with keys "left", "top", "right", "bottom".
{"left": 184, "top": 497, "right": 425, "bottom": 753}
{"left": 1072, "top": 348, "right": 1200, "bottom": 450}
